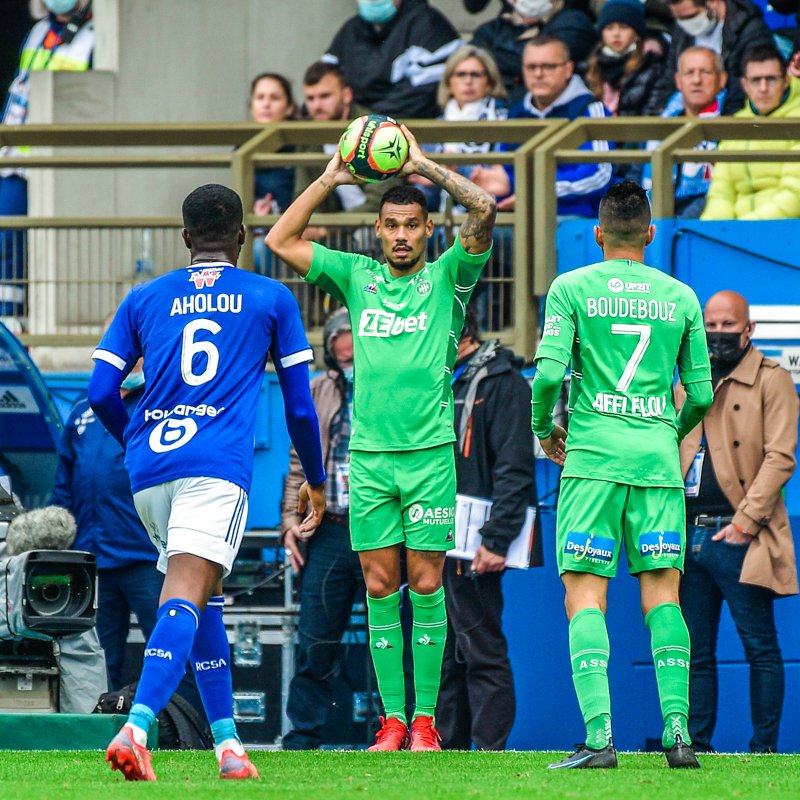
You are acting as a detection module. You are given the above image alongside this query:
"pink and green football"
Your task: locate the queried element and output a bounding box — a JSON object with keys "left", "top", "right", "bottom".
{"left": 339, "top": 114, "right": 409, "bottom": 183}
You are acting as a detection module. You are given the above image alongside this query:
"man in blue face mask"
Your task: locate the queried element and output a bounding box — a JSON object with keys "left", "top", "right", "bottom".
{"left": 322, "top": 0, "right": 462, "bottom": 118}
{"left": 358, "top": 0, "right": 400, "bottom": 23}
{"left": 675, "top": 289, "right": 799, "bottom": 754}
{"left": 50, "top": 315, "right": 201, "bottom": 713}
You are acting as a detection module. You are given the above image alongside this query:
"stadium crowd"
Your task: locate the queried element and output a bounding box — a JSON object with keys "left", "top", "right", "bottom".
{"left": 1, "top": 0, "right": 800, "bottom": 767}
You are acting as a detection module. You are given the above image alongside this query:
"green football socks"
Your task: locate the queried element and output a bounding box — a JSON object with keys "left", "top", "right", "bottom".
{"left": 569, "top": 607, "right": 613, "bottom": 749}
{"left": 366, "top": 591, "right": 407, "bottom": 723}
{"left": 409, "top": 586, "right": 448, "bottom": 719}
{"left": 646, "top": 602, "right": 692, "bottom": 747}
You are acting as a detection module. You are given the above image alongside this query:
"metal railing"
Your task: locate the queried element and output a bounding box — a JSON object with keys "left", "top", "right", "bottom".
{"left": 1, "top": 118, "right": 799, "bottom": 360}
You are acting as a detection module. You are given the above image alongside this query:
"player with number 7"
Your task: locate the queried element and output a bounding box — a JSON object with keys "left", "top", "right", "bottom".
{"left": 532, "top": 181, "right": 713, "bottom": 770}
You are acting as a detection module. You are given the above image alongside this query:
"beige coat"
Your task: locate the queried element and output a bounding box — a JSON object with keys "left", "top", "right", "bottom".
{"left": 677, "top": 346, "right": 799, "bottom": 596}
{"left": 280, "top": 370, "right": 344, "bottom": 533}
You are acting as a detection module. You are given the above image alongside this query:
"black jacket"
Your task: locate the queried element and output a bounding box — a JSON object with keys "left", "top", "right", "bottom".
{"left": 452, "top": 340, "right": 536, "bottom": 557}
{"left": 472, "top": 9, "right": 598, "bottom": 99}
{"left": 612, "top": 51, "right": 664, "bottom": 117}
{"left": 646, "top": 0, "right": 773, "bottom": 115}
{"left": 324, "top": 0, "right": 461, "bottom": 118}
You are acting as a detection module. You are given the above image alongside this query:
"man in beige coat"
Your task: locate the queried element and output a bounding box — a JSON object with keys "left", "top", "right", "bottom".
{"left": 677, "top": 289, "right": 799, "bottom": 754}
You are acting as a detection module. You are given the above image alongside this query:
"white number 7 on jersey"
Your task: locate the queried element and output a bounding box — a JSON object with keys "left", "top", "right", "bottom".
{"left": 611, "top": 323, "right": 651, "bottom": 392}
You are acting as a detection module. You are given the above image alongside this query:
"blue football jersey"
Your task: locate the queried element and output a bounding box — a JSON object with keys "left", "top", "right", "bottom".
{"left": 93, "top": 262, "right": 312, "bottom": 493}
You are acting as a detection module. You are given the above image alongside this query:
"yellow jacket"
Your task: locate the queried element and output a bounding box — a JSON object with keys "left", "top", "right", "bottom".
{"left": 701, "top": 77, "right": 800, "bottom": 220}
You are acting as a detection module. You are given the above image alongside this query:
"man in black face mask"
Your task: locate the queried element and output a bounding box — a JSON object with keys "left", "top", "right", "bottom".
{"left": 675, "top": 289, "right": 799, "bottom": 754}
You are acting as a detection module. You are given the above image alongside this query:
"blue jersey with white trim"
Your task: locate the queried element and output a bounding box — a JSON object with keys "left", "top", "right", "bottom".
{"left": 93, "top": 263, "right": 312, "bottom": 493}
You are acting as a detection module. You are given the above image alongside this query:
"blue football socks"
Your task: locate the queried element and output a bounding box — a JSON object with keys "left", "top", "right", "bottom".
{"left": 128, "top": 598, "right": 200, "bottom": 734}
{"left": 190, "top": 595, "right": 238, "bottom": 740}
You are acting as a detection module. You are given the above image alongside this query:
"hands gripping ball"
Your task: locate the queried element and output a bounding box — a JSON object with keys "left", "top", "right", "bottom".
{"left": 339, "top": 114, "right": 409, "bottom": 183}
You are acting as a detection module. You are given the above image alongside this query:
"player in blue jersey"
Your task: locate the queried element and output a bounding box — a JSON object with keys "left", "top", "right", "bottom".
{"left": 89, "top": 184, "right": 327, "bottom": 781}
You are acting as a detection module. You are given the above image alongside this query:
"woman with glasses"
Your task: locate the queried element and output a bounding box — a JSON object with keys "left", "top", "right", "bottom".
{"left": 410, "top": 46, "right": 508, "bottom": 209}
{"left": 410, "top": 45, "right": 512, "bottom": 330}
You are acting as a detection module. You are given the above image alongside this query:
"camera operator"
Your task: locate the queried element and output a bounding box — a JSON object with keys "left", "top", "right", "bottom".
{"left": 1, "top": 501, "right": 106, "bottom": 713}
{"left": 50, "top": 354, "right": 159, "bottom": 692}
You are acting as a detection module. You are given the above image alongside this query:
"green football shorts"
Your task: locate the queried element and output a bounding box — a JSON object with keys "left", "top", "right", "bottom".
{"left": 349, "top": 444, "right": 456, "bottom": 552}
{"left": 556, "top": 477, "right": 686, "bottom": 577}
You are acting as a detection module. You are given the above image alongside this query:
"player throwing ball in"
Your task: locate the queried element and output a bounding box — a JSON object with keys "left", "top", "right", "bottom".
{"left": 90, "top": 185, "right": 326, "bottom": 780}
{"left": 532, "top": 182, "right": 713, "bottom": 769}
{"left": 267, "top": 126, "right": 496, "bottom": 751}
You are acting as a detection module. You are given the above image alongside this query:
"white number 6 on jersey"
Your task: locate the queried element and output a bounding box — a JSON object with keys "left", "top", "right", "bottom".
{"left": 181, "top": 319, "right": 221, "bottom": 386}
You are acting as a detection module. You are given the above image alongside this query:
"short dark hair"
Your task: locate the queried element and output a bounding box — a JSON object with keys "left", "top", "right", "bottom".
{"left": 182, "top": 184, "right": 243, "bottom": 248}
{"left": 598, "top": 181, "right": 651, "bottom": 244}
{"left": 460, "top": 303, "right": 482, "bottom": 344}
{"left": 379, "top": 185, "right": 428, "bottom": 218}
{"left": 249, "top": 72, "right": 295, "bottom": 107}
{"left": 523, "top": 34, "right": 571, "bottom": 62}
{"left": 303, "top": 60, "right": 348, "bottom": 88}
{"left": 668, "top": 0, "right": 704, "bottom": 6}
{"left": 741, "top": 43, "right": 787, "bottom": 76}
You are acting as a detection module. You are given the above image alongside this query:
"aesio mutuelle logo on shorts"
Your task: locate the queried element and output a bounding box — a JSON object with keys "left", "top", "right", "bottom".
{"left": 408, "top": 503, "right": 454, "bottom": 525}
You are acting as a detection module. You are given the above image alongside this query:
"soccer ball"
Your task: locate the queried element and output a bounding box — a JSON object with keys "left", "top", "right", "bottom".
{"left": 339, "top": 114, "right": 409, "bottom": 183}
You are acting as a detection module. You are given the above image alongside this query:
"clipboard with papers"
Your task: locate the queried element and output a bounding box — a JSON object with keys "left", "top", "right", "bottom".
{"left": 447, "top": 493, "right": 537, "bottom": 569}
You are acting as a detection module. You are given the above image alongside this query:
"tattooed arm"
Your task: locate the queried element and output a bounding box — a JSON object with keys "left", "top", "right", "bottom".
{"left": 265, "top": 149, "right": 357, "bottom": 277}
{"left": 399, "top": 124, "right": 496, "bottom": 254}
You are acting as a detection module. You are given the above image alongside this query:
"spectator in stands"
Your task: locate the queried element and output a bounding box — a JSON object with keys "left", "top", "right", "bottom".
{"left": 250, "top": 73, "right": 296, "bottom": 218}
{"left": 322, "top": 0, "right": 462, "bottom": 118}
{"left": 471, "top": 0, "right": 598, "bottom": 100}
{"left": 585, "top": 0, "right": 662, "bottom": 116}
{"left": 484, "top": 35, "right": 613, "bottom": 216}
{"left": 249, "top": 73, "right": 296, "bottom": 276}
{"left": 647, "top": 0, "right": 773, "bottom": 115}
{"left": 639, "top": 46, "right": 727, "bottom": 217}
{"left": 676, "top": 289, "right": 798, "bottom": 753}
{"left": 290, "top": 61, "right": 397, "bottom": 250}
{"left": 702, "top": 44, "right": 800, "bottom": 220}
{"left": 437, "top": 306, "right": 535, "bottom": 751}
{"left": 281, "top": 308, "right": 364, "bottom": 750}
{"left": 411, "top": 45, "right": 508, "bottom": 210}
{"left": 0, "top": 0, "right": 93, "bottom": 316}
{"left": 464, "top": 0, "right": 594, "bottom": 16}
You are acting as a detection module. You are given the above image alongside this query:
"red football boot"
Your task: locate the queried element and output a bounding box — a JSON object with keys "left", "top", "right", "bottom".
{"left": 410, "top": 716, "right": 442, "bottom": 752}
{"left": 367, "top": 716, "right": 410, "bottom": 752}
{"left": 219, "top": 748, "right": 259, "bottom": 779}
{"left": 106, "top": 724, "right": 156, "bottom": 781}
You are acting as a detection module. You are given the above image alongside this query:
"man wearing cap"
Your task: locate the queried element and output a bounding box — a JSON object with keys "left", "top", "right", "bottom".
{"left": 280, "top": 307, "right": 364, "bottom": 750}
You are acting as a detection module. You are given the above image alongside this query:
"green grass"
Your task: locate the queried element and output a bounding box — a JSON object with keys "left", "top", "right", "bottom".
{"left": 2, "top": 751, "right": 800, "bottom": 799}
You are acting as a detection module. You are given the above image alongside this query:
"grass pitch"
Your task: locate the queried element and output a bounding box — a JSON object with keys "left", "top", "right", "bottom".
{"left": 1, "top": 750, "right": 799, "bottom": 799}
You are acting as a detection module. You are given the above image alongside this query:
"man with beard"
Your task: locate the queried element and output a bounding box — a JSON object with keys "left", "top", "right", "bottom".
{"left": 266, "top": 126, "right": 496, "bottom": 752}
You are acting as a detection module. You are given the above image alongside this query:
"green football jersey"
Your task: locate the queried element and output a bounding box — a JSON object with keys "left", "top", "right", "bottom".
{"left": 305, "top": 238, "right": 491, "bottom": 451}
{"left": 535, "top": 258, "right": 711, "bottom": 487}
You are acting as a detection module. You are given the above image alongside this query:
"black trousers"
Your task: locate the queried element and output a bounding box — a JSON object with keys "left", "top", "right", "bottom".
{"left": 436, "top": 558, "right": 516, "bottom": 750}
{"left": 282, "top": 520, "right": 364, "bottom": 749}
